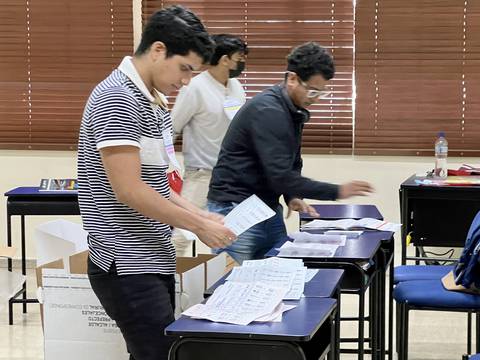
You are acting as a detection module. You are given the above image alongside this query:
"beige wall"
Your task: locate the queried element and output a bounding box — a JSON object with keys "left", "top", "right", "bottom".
{"left": 1, "top": 149, "right": 474, "bottom": 261}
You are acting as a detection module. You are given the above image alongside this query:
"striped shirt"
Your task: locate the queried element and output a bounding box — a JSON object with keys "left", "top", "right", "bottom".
{"left": 77, "top": 56, "right": 176, "bottom": 275}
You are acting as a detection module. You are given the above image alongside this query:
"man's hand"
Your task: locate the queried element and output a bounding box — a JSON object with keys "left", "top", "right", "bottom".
{"left": 338, "top": 181, "right": 374, "bottom": 199}
{"left": 287, "top": 198, "right": 320, "bottom": 218}
{"left": 197, "top": 209, "right": 225, "bottom": 224}
{"left": 195, "top": 220, "right": 237, "bottom": 249}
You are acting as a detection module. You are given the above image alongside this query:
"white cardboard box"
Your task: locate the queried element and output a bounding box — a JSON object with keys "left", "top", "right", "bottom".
{"left": 35, "top": 220, "right": 227, "bottom": 359}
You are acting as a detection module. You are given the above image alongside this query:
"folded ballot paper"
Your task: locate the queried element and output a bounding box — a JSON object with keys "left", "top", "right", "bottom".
{"left": 182, "top": 258, "right": 312, "bottom": 325}
{"left": 301, "top": 218, "right": 401, "bottom": 233}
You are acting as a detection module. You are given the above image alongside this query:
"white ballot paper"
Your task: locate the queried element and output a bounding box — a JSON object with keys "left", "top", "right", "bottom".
{"left": 302, "top": 218, "right": 401, "bottom": 233}
{"left": 242, "top": 258, "right": 308, "bottom": 299}
{"left": 182, "top": 281, "right": 288, "bottom": 325}
{"left": 254, "top": 303, "right": 297, "bottom": 322}
{"left": 242, "top": 257, "right": 304, "bottom": 269}
{"left": 278, "top": 241, "right": 338, "bottom": 258}
{"left": 290, "top": 232, "right": 346, "bottom": 246}
{"left": 224, "top": 195, "right": 275, "bottom": 236}
{"left": 226, "top": 265, "right": 306, "bottom": 300}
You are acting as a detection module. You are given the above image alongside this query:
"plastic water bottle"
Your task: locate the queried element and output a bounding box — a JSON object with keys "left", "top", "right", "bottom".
{"left": 434, "top": 132, "right": 448, "bottom": 179}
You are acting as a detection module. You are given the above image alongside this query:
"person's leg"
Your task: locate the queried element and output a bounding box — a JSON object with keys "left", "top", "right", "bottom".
{"left": 88, "top": 258, "right": 175, "bottom": 360}
{"left": 255, "top": 205, "right": 287, "bottom": 259}
{"left": 207, "top": 200, "right": 268, "bottom": 264}
{"left": 172, "top": 169, "right": 211, "bottom": 257}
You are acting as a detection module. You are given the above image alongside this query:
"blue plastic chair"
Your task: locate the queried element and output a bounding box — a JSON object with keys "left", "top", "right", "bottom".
{"left": 394, "top": 279, "right": 480, "bottom": 360}
{"left": 394, "top": 265, "right": 454, "bottom": 284}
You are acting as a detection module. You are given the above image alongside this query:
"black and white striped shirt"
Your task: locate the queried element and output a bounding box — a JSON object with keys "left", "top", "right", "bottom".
{"left": 78, "top": 56, "right": 176, "bottom": 275}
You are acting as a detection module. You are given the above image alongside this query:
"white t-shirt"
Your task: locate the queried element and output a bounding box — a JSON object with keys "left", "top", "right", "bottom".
{"left": 171, "top": 70, "right": 246, "bottom": 170}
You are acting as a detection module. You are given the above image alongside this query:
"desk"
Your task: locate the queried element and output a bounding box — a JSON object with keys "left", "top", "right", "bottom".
{"left": 399, "top": 175, "right": 480, "bottom": 264}
{"left": 166, "top": 297, "right": 337, "bottom": 360}
{"left": 298, "top": 204, "right": 393, "bottom": 360}
{"left": 4, "top": 187, "right": 79, "bottom": 324}
{"left": 204, "top": 269, "right": 344, "bottom": 360}
{"left": 267, "top": 231, "right": 392, "bottom": 360}
{"left": 300, "top": 204, "right": 383, "bottom": 225}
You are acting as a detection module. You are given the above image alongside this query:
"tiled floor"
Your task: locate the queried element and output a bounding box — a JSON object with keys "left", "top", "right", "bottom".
{"left": 0, "top": 270, "right": 473, "bottom": 360}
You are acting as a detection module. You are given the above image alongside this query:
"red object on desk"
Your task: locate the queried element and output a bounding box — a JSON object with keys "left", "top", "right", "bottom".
{"left": 167, "top": 170, "right": 183, "bottom": 193}
{"left": 448, "top": 164, "right": 480, "bottom": 176}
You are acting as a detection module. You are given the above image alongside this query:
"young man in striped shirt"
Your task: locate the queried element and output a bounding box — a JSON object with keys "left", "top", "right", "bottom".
{"left": 77, "top": 6, "right": 236, "bottom": 360}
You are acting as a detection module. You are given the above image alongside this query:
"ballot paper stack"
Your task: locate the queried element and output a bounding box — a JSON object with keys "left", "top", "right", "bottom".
{"left": 182, "top": 257, "right": 318, "bottom": 325}
{"left": 301, "top": 218, "right": 401, "bottom": 233}
{"left": 277, "top": 232, "right": 347, "bottom": 258}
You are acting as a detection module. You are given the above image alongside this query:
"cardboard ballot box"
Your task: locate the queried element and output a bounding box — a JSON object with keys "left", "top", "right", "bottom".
{"left": 35, "top": 220, "right": 226, "bottom": 359}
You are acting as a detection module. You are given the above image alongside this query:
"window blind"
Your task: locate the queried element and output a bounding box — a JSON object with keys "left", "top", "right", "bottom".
{"left": 142, "top": 0, "right": 355, "bottom": 154}
{"left": 0, "top": 0, "right": 133, "bottom": 150}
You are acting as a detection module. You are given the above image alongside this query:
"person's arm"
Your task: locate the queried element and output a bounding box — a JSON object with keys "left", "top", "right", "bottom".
{"left": 169, "top": 189, "right": 224, "bottom": 223}
{"left": 100, "top": 145, "right": 235, "bottom": 248}
{"left": 251, "top": 107, "right": 372, "bottom": 201}
{"left": 283, "top": 147, "right": 303, "bottom": 205}
{"left": 171, "top": 84, "right": 199, "bottom": 135}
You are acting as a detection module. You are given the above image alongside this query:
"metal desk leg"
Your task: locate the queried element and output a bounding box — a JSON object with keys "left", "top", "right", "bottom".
{"left": 369, "top": 277, "right": 378, "bottom": 360}
{"left": 7, "top": 211, "right": 13, "bottom": 324}
{"left": 378, "top": 262, "right": 386, "bottom": 360}
{"left": 7, "top": 212, "right": 12, "bottom": 271}
{"left": 335, "top": 289, "right": 341, "bottom": 360}
{"left": 21, "top": 215, "right": 27, "bottom": 313}
{"left": 388, "top": 254, "right": 394, "bottom": 360}
{"left": 358, "top": 288, "right": 365, "bottom": 360}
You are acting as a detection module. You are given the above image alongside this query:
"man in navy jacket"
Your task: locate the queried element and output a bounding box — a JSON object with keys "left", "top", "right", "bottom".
{"left": 207, "top": 42, "right": 373, "bottom": 264}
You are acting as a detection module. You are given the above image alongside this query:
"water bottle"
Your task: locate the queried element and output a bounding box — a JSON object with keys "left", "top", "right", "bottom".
{"left": 434, "top": 131, "right": 448, "bottom": 179}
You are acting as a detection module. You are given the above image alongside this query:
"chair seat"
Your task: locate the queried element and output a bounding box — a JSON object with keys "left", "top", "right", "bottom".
{"left": 394, "top": 279, "right": 480, "bottom": 309}
{"left": 471, "top": 355, "right": 480, "bottom": 360}
{"left": 394, "top": 265, "right": 454, "bottom": 284}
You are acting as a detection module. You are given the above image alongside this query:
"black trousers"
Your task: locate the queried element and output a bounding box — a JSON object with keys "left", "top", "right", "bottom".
{"left": 88, "top": 257, "right": 176, "bottom": 360}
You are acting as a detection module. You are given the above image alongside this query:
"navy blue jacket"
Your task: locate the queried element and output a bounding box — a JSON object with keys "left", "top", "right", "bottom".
{"left": 208, "top": 85, "right": 339, "bottom": 209}
{"left": 453, "top": 211, "right": 480, "bottom": 291}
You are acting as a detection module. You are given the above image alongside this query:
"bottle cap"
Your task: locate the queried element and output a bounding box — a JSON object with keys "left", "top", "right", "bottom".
{"left": 438, "top": 131, "right": 445, "bottom": 137}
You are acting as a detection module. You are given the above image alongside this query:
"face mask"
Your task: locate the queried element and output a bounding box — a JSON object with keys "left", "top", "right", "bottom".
{"left": 229, "top": 61, "right": 245, "bottom": 78}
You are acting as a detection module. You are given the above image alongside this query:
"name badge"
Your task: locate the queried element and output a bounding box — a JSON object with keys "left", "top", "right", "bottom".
{"left": 162, "top": 128, "right": 181, "bottom": 170}
{"left": 223, "top": 97, "right": 243, "bottom": 121}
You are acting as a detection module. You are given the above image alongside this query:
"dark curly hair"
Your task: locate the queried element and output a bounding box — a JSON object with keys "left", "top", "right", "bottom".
{"left": 136, "top": 5, "right": 214, "bottom": 64}
{"left": 286, "top": 42, "right": 335, "bottom": 81}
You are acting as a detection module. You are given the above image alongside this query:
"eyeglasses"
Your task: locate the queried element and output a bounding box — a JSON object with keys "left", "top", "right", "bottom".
{"left": 297, "top": 78, "right": 332, "bottom": 99}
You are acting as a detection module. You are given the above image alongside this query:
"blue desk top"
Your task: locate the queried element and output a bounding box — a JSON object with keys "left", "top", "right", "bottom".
{"left": 166, "top": 297, "right": 336, "bottom": 341}
{"left": 300, "top": 204, "right": 383, "bottom": 221}
{"left": 305, "top": 269, "right": 344, "bottom": 298}
{"left": 5, "top": 187, "right": 78, "bottom": 198}
{"left": 205, "top": 268, "right": 344, "bottom": 299}
{"left": 265, "top": 231, "right": 392, "bottom": 262}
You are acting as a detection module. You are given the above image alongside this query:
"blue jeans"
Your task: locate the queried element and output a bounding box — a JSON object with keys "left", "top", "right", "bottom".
{"left": 207, "top": 200, "right": 287, "bottom": 264}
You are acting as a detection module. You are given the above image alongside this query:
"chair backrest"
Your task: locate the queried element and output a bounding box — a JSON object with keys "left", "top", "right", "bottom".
{"left": 454, "top": 211, "right": 480, "bottom": 291}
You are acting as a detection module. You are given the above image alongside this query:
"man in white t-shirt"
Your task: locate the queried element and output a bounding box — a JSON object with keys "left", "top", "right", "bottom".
{"left": 171, "top": 34, "right": 248, "bottom": 256}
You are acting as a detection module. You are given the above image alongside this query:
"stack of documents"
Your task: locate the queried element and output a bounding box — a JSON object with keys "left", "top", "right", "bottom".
{"left": 277, "top": 232, "right": 346, "bottom": 258}
{"left": 182, "top": 258, "right": 315, "bottom": 325}
{"left": 301, "top": 218, "right": 401, "bottom": 233}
